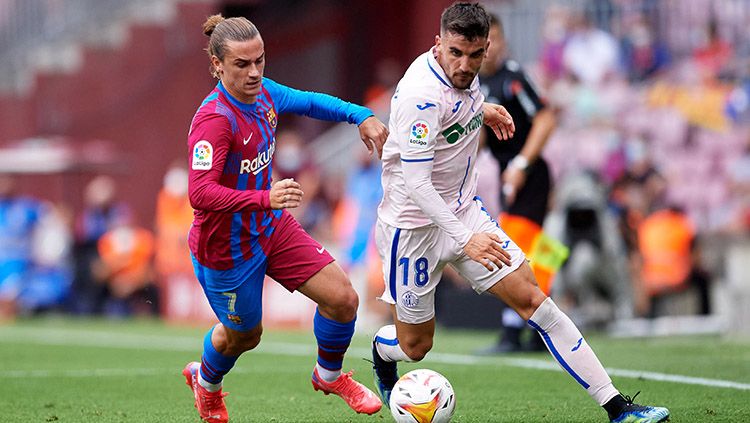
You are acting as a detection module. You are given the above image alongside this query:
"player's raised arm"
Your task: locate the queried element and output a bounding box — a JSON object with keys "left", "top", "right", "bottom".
{"left": 482, "top": 102, "right": 515, "bottom": 141}
{"left": 263, "top": 77, "right": 389, "bottom": 156}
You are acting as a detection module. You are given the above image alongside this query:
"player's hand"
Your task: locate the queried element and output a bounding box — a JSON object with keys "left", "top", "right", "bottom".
{"left": 462, "top": 233, "right": 512, "bottom": 271}
{"left": 482, "top": 103, "right": 515, "bottom": 141}
{"left": 358, "top": 116, "right": 389, "bottom": 159}
{"left": 269, "top": 178, "right": 304, "bottom": 209}
{"left": 501, "top": 167, "right": 527, "bottom": 206}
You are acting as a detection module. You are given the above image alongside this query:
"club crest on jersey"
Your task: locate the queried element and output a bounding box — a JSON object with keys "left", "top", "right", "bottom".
{"left": 192, "top": 140, "right": 213, "bottom": 170}
{"left": 266, "top": 108, "right": 277, "bottom": 128}
{"left": 227, "top": 314, "right": 242, "bottom": 325}
{"left": 401, "top": 290, "right": 419, "bottom": 308}
{"left": 409, "top": 120, "right": 430, "bottom": 149}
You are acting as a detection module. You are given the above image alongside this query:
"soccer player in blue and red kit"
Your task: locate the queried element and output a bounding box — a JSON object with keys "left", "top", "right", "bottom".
{"left": 181, "top": 14, "right": 387, "bottom": 422}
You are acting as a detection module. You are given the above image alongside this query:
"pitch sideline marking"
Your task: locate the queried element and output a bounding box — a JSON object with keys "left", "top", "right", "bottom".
{"left": 1, "top": 326, "right": 748, "bottom": 391}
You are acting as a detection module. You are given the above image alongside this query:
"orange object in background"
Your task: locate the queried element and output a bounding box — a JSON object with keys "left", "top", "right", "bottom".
{"left": 499, "top": 213, "right": 568, "bottom": 296}
{"left": 155, "top": 189, "right": 194, "bottom": 277}
{"left": 97, "top": 225, "right": 155, "bottom": 298}
{"left": 638, "top": 208, "right": 694, "bottom": 296}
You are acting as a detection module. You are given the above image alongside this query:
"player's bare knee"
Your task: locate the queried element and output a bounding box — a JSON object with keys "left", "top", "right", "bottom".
{"left": 226, "top": 328, "right": 262, "bottom": 355}
{"left": 515, "top": 289, "right": 547, "bottom": 320}
{"left": 401, "top": 338, "right": 432, "bottom": 361}
{"left": 322, "top": 287, "right": 359, "bottom": 322}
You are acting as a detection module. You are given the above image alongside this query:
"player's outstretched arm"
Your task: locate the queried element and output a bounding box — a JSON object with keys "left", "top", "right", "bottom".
{"left": 358, "top": 116, "right": 389, "bottom": 158}
{"left": 482, "top": 102, "right": 515, "bottom": 141}
{"left": 268, "top": 178, "right": 304, "bottom": 209}
{"left": 462, "top": 232, "right": 512, "bottom": 271}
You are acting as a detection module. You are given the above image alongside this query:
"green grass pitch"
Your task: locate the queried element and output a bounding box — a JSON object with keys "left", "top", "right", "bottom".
{"left": 1, "top": 318, "right": 748, "bottom": 422}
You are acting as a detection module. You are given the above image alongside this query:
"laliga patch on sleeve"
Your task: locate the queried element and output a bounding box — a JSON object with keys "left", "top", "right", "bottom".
{"left": 192, "top": 140, "right": 213, "bottom": 170}
{"left": 408, "top": 120, "right": 430, "bottom": 149}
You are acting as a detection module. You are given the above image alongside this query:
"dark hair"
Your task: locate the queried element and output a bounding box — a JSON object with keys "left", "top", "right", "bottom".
{"left": 202, "top": 14, "right": 260, "bottom": 78}
{"left": 440, "top": 2, "right": 491, "bottom": 41}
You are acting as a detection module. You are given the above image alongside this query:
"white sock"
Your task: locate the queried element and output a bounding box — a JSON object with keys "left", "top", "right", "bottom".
{"left": 315, "top": 364, "right": 342, "bottom": 382}
{"left": 374, "top": 324, "right": 414, "bottom": 362}
{"left": 528, "top": 298, "right": 619, "bottom": 405}
{"left": 198, "top": 372, "right": 223, "bottom": 393}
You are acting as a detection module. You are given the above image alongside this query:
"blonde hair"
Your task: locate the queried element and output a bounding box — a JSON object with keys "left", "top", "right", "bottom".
{"left": 202, "top": 14, "right": 260, "bottom": 78}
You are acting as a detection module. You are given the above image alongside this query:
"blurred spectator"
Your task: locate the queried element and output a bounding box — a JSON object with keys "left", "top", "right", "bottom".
{"left": 333, "top": 148, "right": 388, "bottom": 322}
{"left": 692, "top": 18, "right": 733, "bottom": 81}
{"left": 547, "top": 171, "right": 633, "bottom": 329}
{"left": 94, "top": 220, "right": 157, "bottom": 317}
{"left": 0, "top": 176, "right": 72, "bottom": 318}
{"left": 22, "top": 203, "right": 73, "bottom": 315}
{"left": 363, "top": 57, "right": 401, "bottom": 108}
{"left": 638, "top": 206, "right": 711, "bottom": 317}
{"left": 619, "top": 14, "right": 671, "bottom": 82}
{"left": 563, "top": 12, "right": 621, "bottom": 86}
{"left": 609, "top": 135, "right": 667, "bottom": 256}
{"left": 273, "top": 128, "right": 326, "bottom": 233}
{"left": 71, "top": 175, "right": 132, "bottom": 314}
{"left": 724, "top": 139, "right": 750, "bottom": 233}
{"left": 538, "top": 5, "right": 570, "bottom": 85}
{"left": 154, "top": 161, "right": 193, "bottom": 289}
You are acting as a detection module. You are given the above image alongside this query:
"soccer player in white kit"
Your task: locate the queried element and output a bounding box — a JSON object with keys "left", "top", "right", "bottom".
{"left": 370, "top": 3, "right": 669, "bottom": 422}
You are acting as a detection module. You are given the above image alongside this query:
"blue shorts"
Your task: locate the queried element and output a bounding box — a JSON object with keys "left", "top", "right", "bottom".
{"left": 190, "top": 212, "right": 335, "bottom": 332}
{"left": 191, "top": 253, "right": 266, "bottom": 331}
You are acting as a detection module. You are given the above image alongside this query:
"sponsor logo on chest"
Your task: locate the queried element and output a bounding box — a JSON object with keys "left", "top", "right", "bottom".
{"left": 441, "top": 110, "right": 483, "bottom": 144}
{"left": 240, "top": 137, "right": 276, "bottom": 175}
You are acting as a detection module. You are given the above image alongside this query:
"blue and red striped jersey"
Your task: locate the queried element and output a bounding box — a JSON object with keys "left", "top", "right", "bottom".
{"left": 187, "top": 78, "right": 373, "bottom": 270}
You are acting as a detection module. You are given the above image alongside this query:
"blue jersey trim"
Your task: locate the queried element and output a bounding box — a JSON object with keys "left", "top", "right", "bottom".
{"left": 231, "top": 173, "right": 250, "bottom": 267}
{"left": 388, "top": 228, "right": 402, "bottom": 302}
{"left": 401, "top": 157, "right": 434, "bottom": 162}
{"left": 217, "top": 81, "right": 257, "bottom": 112}
{"left": 426, "top": 56, "right": 452, "bottom": 88}
{"left": 456, "top": 156, "right": 471, "bottom": 209}
{"left": 527, "top": 319, "right": 591, "bottom": 389}
{"left": 474, "top": 196, "right": 500, "bottom": 228}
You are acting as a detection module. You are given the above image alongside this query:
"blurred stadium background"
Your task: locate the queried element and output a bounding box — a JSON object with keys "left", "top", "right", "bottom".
{"left": 1, "top": 0, "right": 749, "bottom": 421}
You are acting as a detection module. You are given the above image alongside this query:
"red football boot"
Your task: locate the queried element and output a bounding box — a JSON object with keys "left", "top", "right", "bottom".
{"left": 311, "top": 368, "right": 382, "bottom": 415}
{"left": 182, "top": 362, "right": 229, "bottom": 423}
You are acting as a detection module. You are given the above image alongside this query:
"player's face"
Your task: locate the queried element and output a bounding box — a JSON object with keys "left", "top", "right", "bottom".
{"left": 435, "top": 31, "right": 488, "bottom": 89}
{"left": 213, "top": 36, "right": 265, "bottom": 103}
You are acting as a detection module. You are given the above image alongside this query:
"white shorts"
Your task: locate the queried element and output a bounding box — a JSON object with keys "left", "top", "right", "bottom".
{"left": 375, "top": 197, "right": 526, "bottom": 324}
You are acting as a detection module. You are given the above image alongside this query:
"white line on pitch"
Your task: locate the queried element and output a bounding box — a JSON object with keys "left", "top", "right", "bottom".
{"left": 1, "top": 326, "right": 748, "bottom": 391}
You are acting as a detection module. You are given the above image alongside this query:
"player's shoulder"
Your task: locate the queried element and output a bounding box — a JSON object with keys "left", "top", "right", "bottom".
{"left": 190, "top": 93, "right": 233, "bottom": 134}
{"left": 393, "top": 72, "right": 443, "bottom": 107}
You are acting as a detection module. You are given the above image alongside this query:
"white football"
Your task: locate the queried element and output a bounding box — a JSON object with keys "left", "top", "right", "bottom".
{"left": 389, "top": 369, "right": 456, "bottom": 423}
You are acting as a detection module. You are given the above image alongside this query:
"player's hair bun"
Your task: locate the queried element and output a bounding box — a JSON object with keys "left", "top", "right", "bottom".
{"left": 202, "top": 14, "right": 225, "bottom": 37}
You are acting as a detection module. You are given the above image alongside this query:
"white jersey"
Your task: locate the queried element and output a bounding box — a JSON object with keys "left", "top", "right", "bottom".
{"left": 378, "top": 48, "right": 485, "bottom": 230}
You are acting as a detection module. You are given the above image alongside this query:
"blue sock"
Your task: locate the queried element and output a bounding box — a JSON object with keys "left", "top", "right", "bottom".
{"left": 313, "top": 308, "right": 355, "bottom": 372}
{"left": 199, "top": 326, "right": 239, "bottom": 384}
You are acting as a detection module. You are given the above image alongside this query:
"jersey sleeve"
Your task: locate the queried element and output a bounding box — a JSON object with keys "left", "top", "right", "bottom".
{"left": 188, "top": 114, "right": 270, "bottom": 213}
{"left": 392, "top": 93, "right": 441, "bottom": 162}
{"left": 263, "top": 77, "right": 373, "bottom": 125}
